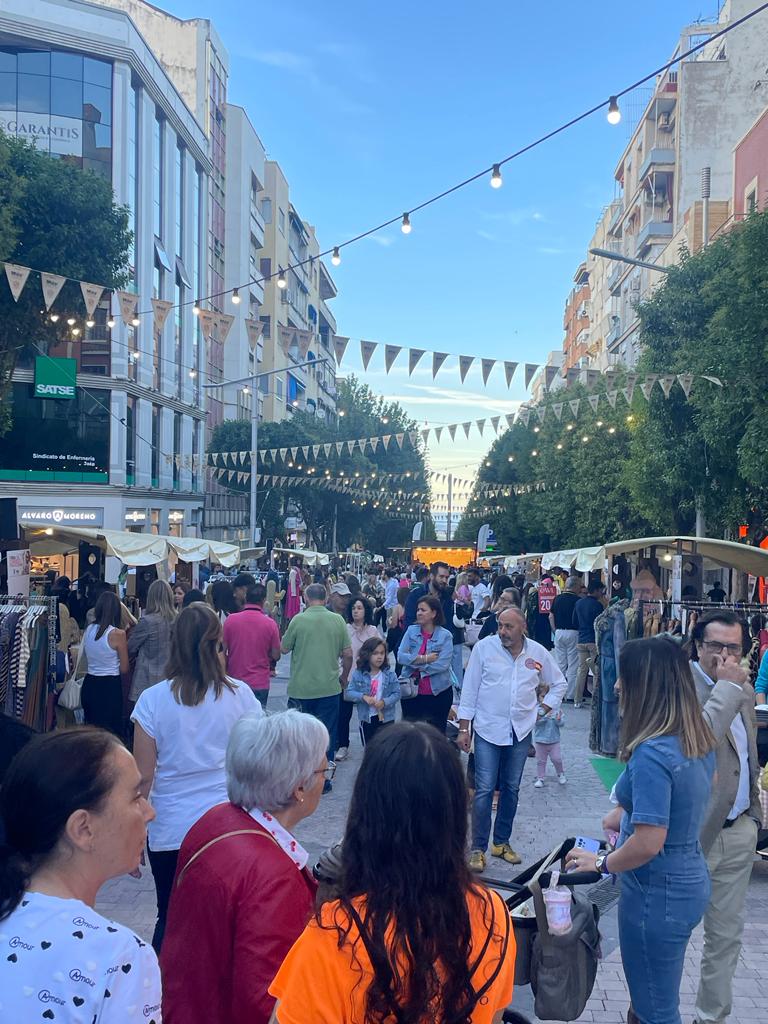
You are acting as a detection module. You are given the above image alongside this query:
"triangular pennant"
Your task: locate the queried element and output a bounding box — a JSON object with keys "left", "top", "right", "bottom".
{"left": 290, "top": 447, "right": 299, "bottom": 460}
{"left": 622, "top": 385, "right": 635, "bottom": 406}
{"left": 41, "top": 272, "right": 66, "bottom": 310}
{"left": 552, "top": 403, "right": 564, "bottom": 421}
{"left": 332, "top": 335, "right": 350, "bottom": 365}
{"left": 518, "top": 408, "right": 530, "bottom": 428}
{"left": 312, "top": 446, "right": 320, "bottom": 457}
{"left": 587, "top": 394, "right": 600, "bottom": 413}
{"left": 535, "top": 406, "right": 546, "bottom": 424}
{"left": 297, "top": 328, "right": 312, "bottom": 360}
{"left": 639, "top": 382, "right": 654, "bottom": 401}
{"left": 524, "top": 363, "right": 540, "bottom": 389}
{"left": 659, "top": 374, "right": 676, "bottom": 398}
{"left": 545, "top": 365, "right": 559, "bottom": 390}
{"left": 408, "top": 431, "right": 419, "bottom": 447}
{"left": 644, "top": 374, "right": 659, "bottom": 393}
{"left": 346, "top": 441, "right": 355, "bottom": 455}
{"left": 199, "top": 309, "right": 217, "bottom": 342}
{"left": 245, "top": 317, "right": 265, "bottom": 348}
{"left": 434, "top": 427, "right": 443, "bottom": 442}
{"left": 3, "top": 263, "right": 30, "bottom": 302}
{"left": 700, "top": 375, "right": 723, "bottom": 387}
{"left": 448, "top": 424, "right": 458, "bottom": 441}
{"left": 462, "top": 422, "right": 472, "bottom": 439}
{"left": 360, "top": 340, "right": 378, "bottom": 370}
{"left": 476, "top": 419, "right": 486, "bottom": 435}
{"left": 279, "top": 448, "right": 288, "bottom": 460}
{"left": 432, "top": 351, "right": 449, "bottom": 378}
{"left": 459, "top": 356, "right": 474, "bottom": 383}
{"left": 323, "top": 444, "right": 332, "bottom": 456}
{"left": 117, "top": 290, "right": 139, "bottom": 325}
{"left": 568, "top": 398, "right": 581, "bottom": 417}
{"left": 395, "top": 433, "right": 405, "bottom": 449}
{"left": 481, "top": 359, "right": 496, "bottom": 385}
{"left": 408, "top": 349, "right": 426, "bottom": 375}
{"left": 490, "top": 416, "right": 500, "bottom": 433}
{"left": 384, "top": 345, "right": 402, "bottom": 372}
{"left": 151, "top": 298, "right": 173, "bottom": 335}
{"left": 505, "top": 414, "right": 515, "bottom": 428}
{"left": 421, "top": 429, "right": 430, "bottom": 444}
{"left": 80, "top": 282, "right": 104, "bottom": 318}
{"left": 677, "top": 373, "right": 694, "bottom": 398}
{"left": 606, "top": 390, "right": 618, "bottom": 408}
{"left": 381, "top": 435, "right": 392, "bottom": 450}
{"left": 504, "top": 362, "right": 518, "bottom": 388}
{"left": 335, "top": 442, "right": 344, "bottom": 455}
{"left": 217, "top": 312, "right": 235, "bottom": 345}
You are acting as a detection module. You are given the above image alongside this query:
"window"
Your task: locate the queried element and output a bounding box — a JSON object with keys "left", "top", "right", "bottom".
{"left": 0, "top": 72, "right": 15, "bottom": 109}
{"left": 278, "top": 208, "right": 286, "bottom": 235}
{"left": 153, "top": 257, "right": 163, "bottom": 390}
{"left": 125, "top": 396, "right": 136, "bottom": 485}
{"left": 127, "top": 84, "right": 139, "bottom": 284}
{"left": 174, "top": 272, "right": 184, "bottom": 397}
{"left": 275, "top": 376, "right": 284, "bottom": 400}
{"left": 173, "top": 412, "right": 181, "bottom": 490}
{"left": 51, "top": 52, "right": 83, "bottom": 81}
{"left": 192, "top": 419, "right": 200, "bottom": 491}
{"left": 83, "top": 82, "right": 111, "bottom": 125}
{"left": 151, "top": 405, "right": 160, "bottom": 486}
{"left": 17, "top": 50, "right": 50, "bottom": 75}
{"left": 746, "top": 189, "right": 758, "bottom": 215}
{"left": 261, "top": 196, "right": 272, "bottom": 223}
{"left": 83, "top": 57, "right": 111, "bottom": 88}
{"left": 259, "top": 314, "right": 271, "bottom": 339}
{"left": 51, "top": 76, "right": 82, "bottom": 118}
{"left": 18, "top": 73, "right": 49, "bottom": 113}
{"left": 259, "top": 257, "right": 271, "bottom": 278}
{"left": 175, "top": 144, "right": 184, "bottom": 257}
{"left": 153, "top": 116, "right": 163, "bottom": 239}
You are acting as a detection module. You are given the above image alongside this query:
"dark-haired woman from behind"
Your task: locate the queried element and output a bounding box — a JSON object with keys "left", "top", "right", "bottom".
{"left": 131, "top": 601, "right": 262, "bottom": 951}
{"left": 0, "top": 728, "right": 160, "bottom": 1021}
{"left": 565, "top": 636, "right": 717, "bottom": 1024}
{"left": 81, "top": 590, "right": 129, "bottom": 734}
{"left": 270, "top": 721, "right": 515, "bottom": 1023}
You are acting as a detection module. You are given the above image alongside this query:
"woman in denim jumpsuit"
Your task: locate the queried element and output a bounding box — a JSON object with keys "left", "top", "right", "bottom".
{"left": 567, "top": 637, "right": 715, "bottom": 1024}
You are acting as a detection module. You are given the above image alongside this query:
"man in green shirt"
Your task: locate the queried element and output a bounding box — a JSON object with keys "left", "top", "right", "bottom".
{"left": 281, "top": 583, "right": 353, "bottom": 792}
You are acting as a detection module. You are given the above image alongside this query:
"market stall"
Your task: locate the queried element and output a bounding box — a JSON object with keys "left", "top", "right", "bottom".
{"left": 239, "top": 546, "right": 330, "bottom": 567}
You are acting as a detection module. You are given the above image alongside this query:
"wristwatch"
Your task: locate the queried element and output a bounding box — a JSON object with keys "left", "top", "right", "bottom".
{"left": 594, "top": 852, "right": 611, "bottom": 875}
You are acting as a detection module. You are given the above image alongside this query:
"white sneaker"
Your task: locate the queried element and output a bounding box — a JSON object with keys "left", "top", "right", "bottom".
{"left": 558, "top": 773, "right": 567, "bottom": 785}
{"left": 534, "top": 778, "right": 544, "bottom": 788}
{"left": 335, "top": 747, "right": 349, "bottom": 762}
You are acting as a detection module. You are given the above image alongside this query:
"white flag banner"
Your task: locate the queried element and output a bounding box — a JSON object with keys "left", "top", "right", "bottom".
{"left": 323, "top": 443, "right": 332, "bottom": 457}
{"left": 381, "top": 435, "right": 392, "bottom": 450}
{"left": 432, "top": 351, "right": 449, "bottom": 378}
{"left": 625, "top": 373, "right": 638, "bottom": 390}
{"left": 490, "top": 416, "right": 500, "bottom": 433}
{"left": 151, "top": 298, "right": 173, "bottom": 335}
{"left": 421, "top": 429, "right": 430, "bottom": 445}
{"left": 384, "top": 345, "right": 402, "bottom": 372}
{"left": 677, "top": 373, "right": 694, "bottom": 398}
{"left": 245, "top": 318, "right": 264, "bottom": 349}
{"left": 606, "top": 390, "right": 618, "bottom": 408}
{"left": 459, "top": 355, "right": 474, "bottom": 383}
{"left": 360, "top": 340, "right": 378, "bottom": 370}
{"left": 545, "top": 365, "right": 559, "bottom": 390}
{"left": 639, "top": 382, "right": 654, "bottom": 402}
{"left": 476, "top": 418, "right": 486, "bottom": 435}
{"left": 448, "top": 424, "right": 458, "bottom": 441}
{"left": 408, "top": 431, "right": 419, "bottom": 447}
{"left": 504, "top": 362, "right": 518, "bottom": 388}
{"left": 659, "top": 374, "right": 676, "bottom": 398}
{"left": 80, "top": 282, "right": 104, "bottom": 318}
{"left": 644, "top": 374, "right": 659, "bottom": 394}
{"left": 462, "top": 422, "right": 472, "bottom": 439}
{"left": 505, "top": 413, "right": 516, "bottom": 428}
{"left": 622, "top": 385, "right": 635, "bottom": 405}
{"left": 199, "top": 310, "right": 217, "bottom": 342}
{"left": 335, "top": 442, "right": 344, "bottom": 455}
{"left": 395, "top": 433, "right": 405, "bottom": 449}
{"left": 481, "top": 358, "right": 496, "bottom": 385}
{"left": 333, "top": 335, "right": 350, "bottom": 365}
{"left": 41, "top": 272, "right": 66, "bottom": 310}
{"left": 524, "top": 363, "right": 540, "bottom": 389}
{"left": 3, "top": 263, "right": 30, "bottom": 302}
{"left": 408, "top": 348, "right": 426, "bottom": 375}
{"left": 535, "top": 405, "right": 546, "bottom": 424}
{"left": 517, "top": 407, "right": 530, "bottom": 428}
{"left": 117, "top": 290, "right": 139, "bottom": 325}
{"left": 587, "top": 394, "right": 600, "bottom": 413}
{"left": 296, "top": 327, "right": 312, "bottom": 360}
{"left": 700, "top": 375, "right": 723, "bottom": 387}
{"left": 434, "top": 426, "right": 444, "bottom": 442}
{"left": 346, "top": 441, "right": 355, "bottom": 455}
{"left": 568, "top": 398, "right": 581, "bottom": 418}
{"left": 552, "top": 403, "right": 564, "bottom": 421}
{"left": 290, "top": 447, "right": 298, "bottom": 460}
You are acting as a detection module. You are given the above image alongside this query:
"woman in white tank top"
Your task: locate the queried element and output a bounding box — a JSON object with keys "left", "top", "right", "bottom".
{"left": 81, "top": 591, "right": 129, "bottom": 735}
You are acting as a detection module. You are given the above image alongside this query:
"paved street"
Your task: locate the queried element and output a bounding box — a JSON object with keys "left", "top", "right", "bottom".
{"left": 98, "top": 655, "right": 768, "bottom": 1024}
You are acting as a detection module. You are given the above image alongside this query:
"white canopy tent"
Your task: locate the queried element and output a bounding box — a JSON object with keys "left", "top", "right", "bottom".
{"left": 540, "top": 536, "right": 768, "bottom": 578}
{"left": 23, "top": 526, "right": 240, "bottom": 568}
{"left": 239, "top": 546, "right": 330, "bottom": 567}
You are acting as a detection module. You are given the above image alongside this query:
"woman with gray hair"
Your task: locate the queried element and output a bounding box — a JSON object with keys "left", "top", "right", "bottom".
{"left": 160, "top": 709, "right": 329, "bottom": 1024}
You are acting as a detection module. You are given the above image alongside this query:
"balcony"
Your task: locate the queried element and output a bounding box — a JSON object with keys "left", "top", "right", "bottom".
{"left": 606, "top": 319, "right": 622, "bottom": 350}
{"left": 607, "top": 263, "right": 623, "bottom": 294}
{"left": 608, "top": 201, "right": 624, "bottom": 236}
{"left": 639, "top": 148, "right": 675, "bottom": 181}
{"left": 637, "top": 219, "right": 674, "bottom": 252}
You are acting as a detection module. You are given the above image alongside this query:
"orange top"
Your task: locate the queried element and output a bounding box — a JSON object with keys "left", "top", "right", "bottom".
{"left": 270, "top": 887, "right": 515, "bottom": 1024}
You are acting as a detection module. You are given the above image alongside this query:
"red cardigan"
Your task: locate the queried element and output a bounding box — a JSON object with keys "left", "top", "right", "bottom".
{"left": 160, "top": 802, "right": 318, "bottom": 1024}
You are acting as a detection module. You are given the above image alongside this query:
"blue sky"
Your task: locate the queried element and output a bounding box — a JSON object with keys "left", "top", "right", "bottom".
{"left": 163, "top": 0, "right": 718, "bottom": 475}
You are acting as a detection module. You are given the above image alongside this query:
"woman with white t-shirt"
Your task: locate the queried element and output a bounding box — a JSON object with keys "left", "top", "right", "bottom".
{"left": 131, "top": 602, "right": 261, "bottom": 952}
{"left": 0, "top": 728, "right": 160, "bottom": 1023}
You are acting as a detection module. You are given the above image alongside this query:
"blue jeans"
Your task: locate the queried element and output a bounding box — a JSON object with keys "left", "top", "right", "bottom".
{"left": 452, "top": 644, "right": 464, "bottom": 688}
{"left": 287, "top": 694, "right": 339, "bottom": 763}
{"left": 472, "top": 729, "right": 531, "bottom": 851}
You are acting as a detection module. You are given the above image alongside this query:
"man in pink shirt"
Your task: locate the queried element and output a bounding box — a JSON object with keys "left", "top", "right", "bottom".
{"left": 223, "top": 582, "right": 282, "bottom": 708}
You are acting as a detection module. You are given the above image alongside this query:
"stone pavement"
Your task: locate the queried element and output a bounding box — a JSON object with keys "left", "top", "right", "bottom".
{"left": 97, "top": 655, "right": 768, "bottom": 1023}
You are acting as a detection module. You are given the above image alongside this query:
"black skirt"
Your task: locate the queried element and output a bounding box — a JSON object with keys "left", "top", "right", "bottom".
{"left": 81, "top": 673, "right": 123, "bottom": 735}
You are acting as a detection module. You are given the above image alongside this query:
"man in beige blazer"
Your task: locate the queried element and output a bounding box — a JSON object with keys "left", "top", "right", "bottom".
{"left": 689, "top": 611, "right": 761, "bottom": 1024}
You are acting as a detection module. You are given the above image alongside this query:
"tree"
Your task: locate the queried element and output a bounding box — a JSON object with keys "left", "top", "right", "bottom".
{"left": 0, "top": 130, "right": 132, "bottom": 434}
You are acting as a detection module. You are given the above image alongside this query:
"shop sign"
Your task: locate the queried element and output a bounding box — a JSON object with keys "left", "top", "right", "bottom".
{"left": 18, "top": 506, "right": 104, "bottom": 527}
{"left": 34, "top": 357, "right": 76, "bottom": 399}
{"left": 168, "top": 510, "right": 185, "bottom": 524}
{"left": 124, "top": 510, "right": 147, "bottom": 524}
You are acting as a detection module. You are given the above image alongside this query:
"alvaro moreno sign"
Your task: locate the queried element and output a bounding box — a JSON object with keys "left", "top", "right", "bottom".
{"left": 34, "top": 357, "right": 76, "bottom": 399}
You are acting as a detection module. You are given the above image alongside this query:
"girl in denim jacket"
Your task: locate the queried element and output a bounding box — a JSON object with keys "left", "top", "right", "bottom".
{"left": 345, "top": 637, "right": 400, "bottom": 745}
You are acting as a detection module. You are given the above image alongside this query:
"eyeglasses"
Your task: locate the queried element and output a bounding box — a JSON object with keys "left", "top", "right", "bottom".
{"left": 701, "top": 641, "right": 743, "bottom": 656}
{"left": 314, "top": 764, "right": 336, "bottom": 782}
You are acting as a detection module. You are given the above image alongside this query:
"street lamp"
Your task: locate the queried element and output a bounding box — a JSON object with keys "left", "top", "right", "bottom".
{"left": 589, "top": 247, "right": 671, "bottom": 275}
{"left": 204, "top": 355, "right": 333, "bottom": 547}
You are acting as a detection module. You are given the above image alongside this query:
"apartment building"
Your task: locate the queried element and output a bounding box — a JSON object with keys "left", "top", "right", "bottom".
{"left": 733, "top": 108, "right": 768, "bottom": 219}
{"left": 562, "top": 262, "right": 591, "bottom": 373}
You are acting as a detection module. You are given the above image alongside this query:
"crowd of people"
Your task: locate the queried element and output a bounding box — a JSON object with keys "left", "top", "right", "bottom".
{"left": 1, "top": 556, "right": 766, "bottom": 1024}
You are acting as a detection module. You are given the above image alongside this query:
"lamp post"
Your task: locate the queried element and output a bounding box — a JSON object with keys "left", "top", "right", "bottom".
{"left": 588, "top": 247, "right": 671, "bottom": 275}
{"left": 204, "top": 356, "right": 332, "bottom": 548}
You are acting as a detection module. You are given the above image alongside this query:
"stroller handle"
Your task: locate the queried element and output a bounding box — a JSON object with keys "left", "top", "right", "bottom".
{"left": 538, "top": 869, "right": 603, "bottom": 887}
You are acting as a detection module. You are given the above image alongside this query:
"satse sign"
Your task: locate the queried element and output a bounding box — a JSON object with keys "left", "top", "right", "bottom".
{"left": 34, "top": 357, "right": 76, "bottom": 399}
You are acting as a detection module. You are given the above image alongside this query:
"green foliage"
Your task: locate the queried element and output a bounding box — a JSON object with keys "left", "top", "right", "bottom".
{"left": 0, "top": 130, "right": 132, "bottom": 435}
{"left": 208, "top": 375, "right": 436, "bottom": 552}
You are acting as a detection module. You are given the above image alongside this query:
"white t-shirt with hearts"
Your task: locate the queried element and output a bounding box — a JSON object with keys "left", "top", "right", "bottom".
{"left": 0, "top": 891, "right": 161, "bottom": 1023}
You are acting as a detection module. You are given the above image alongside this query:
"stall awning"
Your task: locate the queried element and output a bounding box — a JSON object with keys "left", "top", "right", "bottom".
{"left": 540, "top": 537, "right": 768, "bottom": 577}
{"left": 23, "top": 526, "right": 240, "bottom": 568}
{"left": 541, "top": 547, "right": 604, "bottom": 572}
{"left": 240, "top": 546, "right": 329, "bottom": 567}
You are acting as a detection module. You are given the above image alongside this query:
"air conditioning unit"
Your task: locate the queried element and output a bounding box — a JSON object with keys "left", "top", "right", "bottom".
{"left": 658, "top": 111, "right": 673, "bottom": 131}
{"left": 577, "top": 306, "right": 588, "bottom": 319}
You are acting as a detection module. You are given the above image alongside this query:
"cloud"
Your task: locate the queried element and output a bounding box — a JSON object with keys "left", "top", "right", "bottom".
{"left": 368, "top": 234, "right": 396, "bottom": 248}
{"left": 480, "top": 208, "right": 545, "bottom": 227}
{"left": 239, "top": 46, "right": 373, "bottom": 116}
{"left": 476, "top": 229, "right": 497, "bottom": 242}
{"left": 250, "top": 50, "right": 312, "bottom": 73}
{"left": 538, "top": 246, "right": 568, "bottom": 256}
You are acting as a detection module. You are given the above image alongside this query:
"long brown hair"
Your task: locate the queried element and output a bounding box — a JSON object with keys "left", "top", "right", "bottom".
{"left": 166, "top": 603, "right": 235, "bottom": 707}
{"left": 357, "top": 637, "right": 388, "bottom": 673}
{"left": 618, "top": 636, "right": 715, "bottom": 762}
{"left": 92, "top": 591, "right": 121, "bottom": 640}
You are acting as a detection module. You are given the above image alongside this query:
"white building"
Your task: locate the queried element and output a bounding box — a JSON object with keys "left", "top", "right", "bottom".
{"left": 0, "top": 0, "right": 210, "bottom": 567}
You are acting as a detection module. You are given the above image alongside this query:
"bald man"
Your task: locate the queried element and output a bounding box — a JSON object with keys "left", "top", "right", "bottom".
{"left": 458, "top": 606, "right": 567, "bottom": 872}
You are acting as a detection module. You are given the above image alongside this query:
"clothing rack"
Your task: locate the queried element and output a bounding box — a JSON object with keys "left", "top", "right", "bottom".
{"left": 0, "top": 595, "right": 58, "bottom": 728}
{"left": 634, "top": 599, "right": 768, "bottom": 639}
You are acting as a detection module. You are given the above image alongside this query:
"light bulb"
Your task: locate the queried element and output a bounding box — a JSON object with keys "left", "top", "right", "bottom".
{"left": 231, "top": 288, "right": 241, "bottom": 305}
{"left": 596, "top": 420, "right": 603, "bottom": 427}
{"left": 193, "top": 300, "right": 201, "bottom": 316}
{"left": 556, "top": 443, "right": 563, "bottom": 450}
{"left": 626, "top": 414, "right": 634, "bottom": 423}
{"left": 50, "top": 314, "right": 60, "bottom": 323}
{"left": 86, "top": 318, "right": 95, "bottom": 328}
{"left": 242, "top": 386, "right": 249, "bottom": 395}
{"left": 277, "top": 269, "right": 287, "bottom": 289}
{"left": 67, "top": 317, "right": 76, "bottom": 326}
{"left": 533, "top": 426, "right": 540, "bottom": 433}
{"left": 566, "top": 423, "right": 574, "bottom": 431}
{"left": 131, "top": 316, "right": 140, "bottom": 327}
{"left": 189, "top": 369, "right": 197, "bottom": 378}
{"left": 507, "top": 455, "right": 514, "bottom": 462}
{"left": 71, "top": 327, "right": 80, "bottom": 337}
{"left": 107, "top": 318, "right": 116, "bottom": 328}
{"left": 607, "top": 96, "right": 621, "bottom": 125}
{"left": 401, "top": 212, "right": 412, "bottom": 234}
{"left": 338, "top": 409, "right": 345, "bottom": 417}
{"left": 531, "top": 449, "right": 538, "bottom": 457}
{"left": 490, "top": 164, "right": 503, "bottom": 189}
{"left": 331, "top": 247, "right": 341, "bottom": 266}
{"left": 582, "top": 435, "right": 589, "bottom": 442}
{"left": 608, "top": 426, "right": 616, "bottom": 434}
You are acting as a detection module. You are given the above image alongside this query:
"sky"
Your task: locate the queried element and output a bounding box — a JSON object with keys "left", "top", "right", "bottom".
{"left": 161, "top": 0, "right": 722, "bottom": 479}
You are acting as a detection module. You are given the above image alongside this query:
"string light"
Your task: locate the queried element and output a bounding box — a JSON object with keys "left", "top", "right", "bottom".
{"left": 626, "top": 414, "right": 635, "bottom": 423}
{"left": 107, "top": 317, "right": 115, "bottom": 328}
{"left": 66, "top": 317, "right": 75, "bottom": 326}
{"left": 231, "top": 288, "right": 241, "bottom": 305}
{"left": 507, "top": 455, "right": 514, "bottom": 462}
{"left": 189, "top": 369, "right": 197, "bottom": 379}
{"left": 566, "top": 423, "right": 574, "bottom": 431}
{"left": 533, "top": 426, "right": 540, "bottom": 433}
{"left": 193, "top": 300, "right": 201, "bottom": 316}
{"left": 607, "top": 96, "right": 621, "bottom": 125}
{"left": 71, "top": 327, "right": 80, "bottom": 336}
{"left": 531, "top": 449, "right": 538, "bottom": 456}
{"left": 277, "top": 269, "right": 287, "bottom": 289}
{"left": 49, "top": 314, "right": 59, "bottom": 323}
{"left": 596, "top": 420, "right": 603, "bottom": 427}
{"left": 401, "top": 213, "right": 412, "bottom": 235}
{"left": 608, "top": 426, "right": 616, "bottom": 434}
{"left": 490, "top": 164, "right": 503, "bottom": 189}
{"left": 131, "top": 316, "right": 140, "bottom": 327}
{"left": 556, "top": 443, "right": 563, "bottom": 450}
{"left": 582, "top": 435, "right": 589, "bottom": 442}
{"left": 86, "top": 318, "right": 95, "bottom": 328}
{"left": 331, "top": 247, "right": 341, "bottom": 266}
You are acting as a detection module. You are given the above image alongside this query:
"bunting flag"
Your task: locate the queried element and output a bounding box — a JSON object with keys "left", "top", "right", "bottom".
{"left": 434, "top": 426, "right": 444, "bottom": 442}
{"left": 490, "top": 416, "right": 500, "bottom": 433}
{"left": 659, "top": 374, "right": 676, "bottom": 398}
{"left": 535, "top": 405, "right": 546, "bottom": 424}
{"left": 333, "top": 335, "right": 350, "bottom": 365}
{"left": 433, "top": 351, "right": 449, "bottom": 378}
{"left": 568, "top": 398, "right": 581, "bottom": 418}
{"left": 504, "top": 362, "right": 518, "bottom": 388}
{"left": 80, "top": 282, "right": 104, "bottom": 318}
{"left": 323, "top": 443, "right": 332, "bottom": 457}
{"left": 381, "top": 435, "right": 392, "bottom": 450}
{"left": 409, "top": 349, "right": 425, "bottom": 375}
{"left": 117, "top": 290, "right": 139, "bottom": 325}
{"left": 639, "top": 382, "right": 654, "bottom": 402}
{"left": 335, "top": 442, "right": 344, "bottom": 455}
{"left": 448, "top": 424, "right": 458, "bottom": 441}
{"left": 622, "top": 384, "right": 635, "bottom": 406}
{"left": 385, "top": 345, "right": 402, "bottom": 372}
{"left": 552, "top": 403, "right": 564, "bottom": 421}
{"left": 41, "top": 272, "right": 66, "bottom": 310}
{"left": 459, "top": 355, "right": 474, "bottom": 383}
{"left": 644, "top": 374, "right": 659, "bottom": 393}
{"left": 245, "top": 317, "right": 264, "bottom": 348}
{"left": 461, "top": 422, "right": 471, "bottom": 439}
{"left": 476, "top": 419, "right": 486, "bottom": 435}
{"left": 587, "top": 394, "right": 600, "bottom": 413}
{"left": 199, "top": 309, "right": 217, "bottom": 342}
{"left": 524, "top": 363, "right": 540, "bottom": 389}
{"left": 3, "top": 263, "right": 30, "bottom": 302}
{"left": 361, "top": 340, "right": 378, "bottom": 370}
{"left": 481, "top": 359, "right": 496, "bottom": 385}
{"left": 151, "top": 298, "right": 173, "bottom": 335}
{"left": 700, "top": 375, "right": 723, "bottom": 387}
{"left": 296, "top": 327, "right": 311, "bottom": 360}
{"left": 395, "top": 433, "right": 405, "bottom": 449}
{"left": 545, "top": 365, "right": 559, "bottom": 390}
{"left": 505, "top": 413, "right": 516, "bottom": 428}
{"left": 677, "top": 373, "right": 694, "bottom": 398}
{"left": 518, "top": 408, "right": 531, "bottom": 428}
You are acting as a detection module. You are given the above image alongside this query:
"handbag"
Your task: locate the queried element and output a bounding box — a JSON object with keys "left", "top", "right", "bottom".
{"left": 398, "top": 673, "right": 419, "bottom": 700}
{"left": 58, "top": 645, "right": 86, "bottom": 711}
{"left": 465, "top": 621, "right": 483, "bottom": 647}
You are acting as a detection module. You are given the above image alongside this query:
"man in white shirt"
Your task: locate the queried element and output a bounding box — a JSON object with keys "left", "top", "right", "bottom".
{"left": 457, "top": 607, "right": 566, "bottom": 873}
{"left": 688, "top": 612, "right": 761, "bottom": 1024}
{"left": 467, "top": 568, "right": 491, "bottom": 620}
{"left": 382, "top": 569, "right": 399, "bottom": 610}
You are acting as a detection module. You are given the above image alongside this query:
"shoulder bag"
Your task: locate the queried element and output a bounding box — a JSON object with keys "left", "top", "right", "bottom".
{"left": 57, "top": 644, "right": 87, "bottom": 711}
